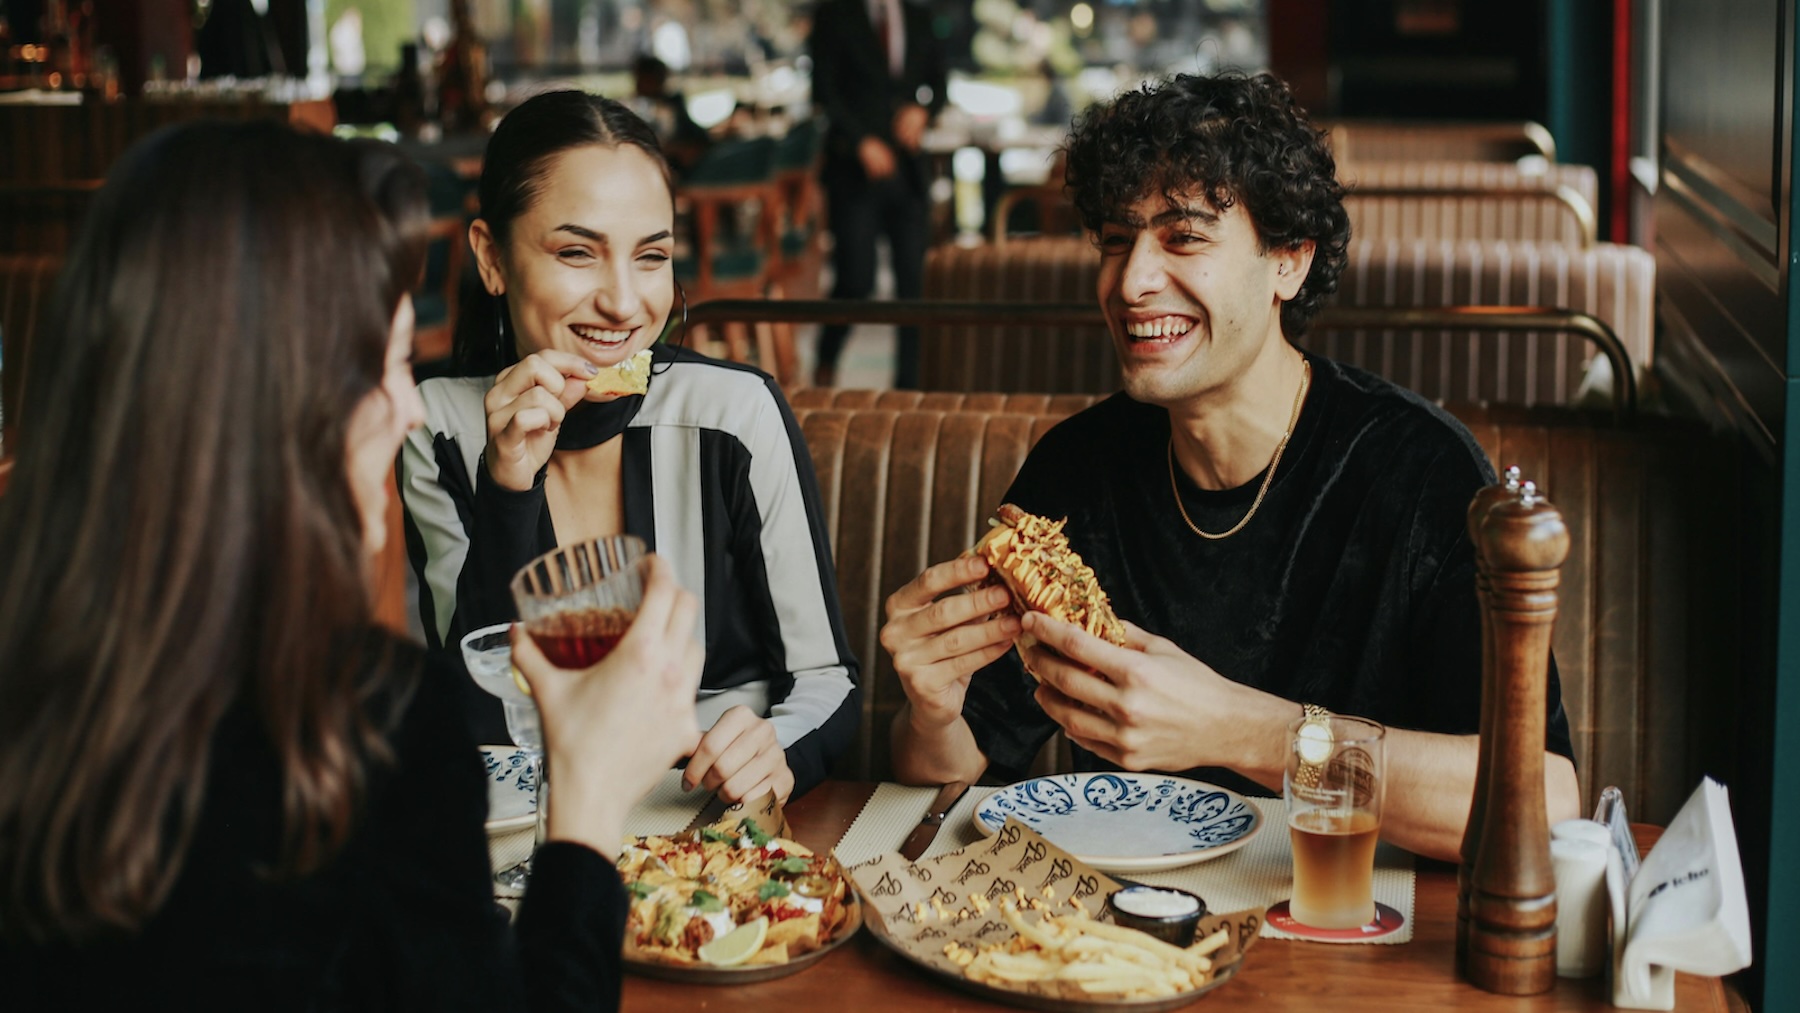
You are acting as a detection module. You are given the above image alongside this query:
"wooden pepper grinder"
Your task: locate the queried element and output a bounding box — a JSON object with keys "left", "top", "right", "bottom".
{"left": 1456, "top": 465, "right": 1522, "bottom": 973}
{"left": 1466, "top": 479, "right": 1566, "bottom": 995}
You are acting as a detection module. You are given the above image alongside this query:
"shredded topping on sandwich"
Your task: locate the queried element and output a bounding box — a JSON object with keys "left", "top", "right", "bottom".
{"left": 973, "top": 504, "right": 1127, "bottom": 647}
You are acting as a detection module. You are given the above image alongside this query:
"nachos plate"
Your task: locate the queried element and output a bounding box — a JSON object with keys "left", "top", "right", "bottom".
{"left": 619, "top": 810, "right": 861, "bottom": 983}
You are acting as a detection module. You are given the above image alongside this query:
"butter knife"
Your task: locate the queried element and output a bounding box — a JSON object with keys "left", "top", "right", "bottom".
{"left": 900, "top": 781, "right": 971, "bottom": 861}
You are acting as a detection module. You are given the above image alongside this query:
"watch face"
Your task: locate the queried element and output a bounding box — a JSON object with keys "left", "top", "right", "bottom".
{"left": 1295, "top": 720, "right": 1334, "bottom": 765}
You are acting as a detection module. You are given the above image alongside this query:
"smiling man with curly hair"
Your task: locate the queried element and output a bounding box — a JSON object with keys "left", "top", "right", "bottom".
{"left": 880, "top": 72, "right": 1578, "bottom": 863}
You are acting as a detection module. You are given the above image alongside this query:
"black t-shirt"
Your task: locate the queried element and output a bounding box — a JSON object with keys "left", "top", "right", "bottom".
{"left": 962, "top": 354, "right": 1574, "bottom": 793}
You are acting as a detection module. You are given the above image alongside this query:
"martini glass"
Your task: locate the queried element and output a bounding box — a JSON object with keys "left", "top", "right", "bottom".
{"left": 460, "top": 622, "right": 542, "bottom": 889}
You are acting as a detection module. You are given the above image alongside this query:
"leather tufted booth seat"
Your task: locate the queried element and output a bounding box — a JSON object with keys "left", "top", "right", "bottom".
{"left": 791, "top": 389, "right": 1717, "bottom": 825}
{"left": 919, "top": 236, "right": 1654, "bottom": 407}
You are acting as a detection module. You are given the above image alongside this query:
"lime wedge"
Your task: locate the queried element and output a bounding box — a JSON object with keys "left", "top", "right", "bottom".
{"left": 697, "top": 916, "right": 768, "bottom": 967}
{"left": 509, "top": 666, "right": 532, "bottom": 697}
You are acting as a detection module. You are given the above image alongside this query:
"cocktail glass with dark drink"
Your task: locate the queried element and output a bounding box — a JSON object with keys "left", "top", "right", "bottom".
{"left": 510, "top": 535, "right": 649, "bottom": 668}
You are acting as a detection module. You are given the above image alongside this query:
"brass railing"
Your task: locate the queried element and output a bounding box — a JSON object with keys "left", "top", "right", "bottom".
{"left": 686, "top": 298, "right": 1637, "bottom": 421}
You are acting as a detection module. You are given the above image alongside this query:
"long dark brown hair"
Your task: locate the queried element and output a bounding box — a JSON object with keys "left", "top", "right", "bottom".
{"left": 453, "top": 89, "right": 675, "bottom": 375}
{"left": 0, "top": 121, "right": 429, "bottom": 942}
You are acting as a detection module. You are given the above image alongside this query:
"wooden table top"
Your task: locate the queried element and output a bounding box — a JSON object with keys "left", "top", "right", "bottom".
{"left": 620, "top": 780, "right": 1730, "bottom": 1012}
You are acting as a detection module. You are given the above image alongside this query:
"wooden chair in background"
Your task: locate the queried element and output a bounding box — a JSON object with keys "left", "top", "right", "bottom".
{"left": 772, "top": 118, "right": 827, "bottom": 300}
{"left": 411, "top": 215, "right": 469, "bottom": 364}
{"left": 675, "top": 136, "right": 797, "bottom": 384}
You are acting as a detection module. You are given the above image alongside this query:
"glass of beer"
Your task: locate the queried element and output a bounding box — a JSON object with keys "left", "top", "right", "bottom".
{"left": 510, "top": 535, "right": 648, "bottom": 668}
{"left": 1284, "top": 714, "right": 1386, "bottom": 929}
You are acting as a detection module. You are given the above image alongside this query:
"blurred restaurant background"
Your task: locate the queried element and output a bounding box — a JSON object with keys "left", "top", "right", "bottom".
{"left": 1, "top": 1, "right": 1797, "bottom": 1009}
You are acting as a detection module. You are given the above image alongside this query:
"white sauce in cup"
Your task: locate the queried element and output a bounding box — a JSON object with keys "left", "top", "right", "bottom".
{"left": 1111, "top": 887, "right": 1201, "bottom": 919}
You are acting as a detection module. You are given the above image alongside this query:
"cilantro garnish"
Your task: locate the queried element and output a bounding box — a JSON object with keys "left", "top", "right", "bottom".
{"left": 626, "top": 880, "right": 657, "bottom": 900}
{"left": 738, "top": 818, "right": 773, "bottom": 848}
{"left": 772, "top": 857, "right": 809, "bottom": 875}
{"left": 699, "top": 827, "right": 734, "bottom": 844}
{"left": 758, "top": 879, "right": 791, "bottom": 902}
{"left": 690, "top": 889, "right": 724, "bottom": 912}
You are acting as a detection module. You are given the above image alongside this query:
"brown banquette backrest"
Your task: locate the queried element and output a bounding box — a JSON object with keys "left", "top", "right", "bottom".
{"left": 997, "top": 159, "right": 1594, "bottom": 247}
{"left": 919, "top": 236, "right": 1654, "bottom": 407}
{"left": 1322, "top": 119, "right": 1558, "bottom": 164}
{"left": 789, "top": 387, "right": 1709, "bottom": 825}
{"left": 1342, "top": 161, "right": 1599, "bottom": 247}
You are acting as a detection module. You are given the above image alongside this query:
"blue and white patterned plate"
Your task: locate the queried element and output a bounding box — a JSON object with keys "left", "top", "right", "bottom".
{"left": 481, "top": 745, "right": 539, "bottom": 834}
{"left": 974, "top": 773, "right": 1263, "bottom": 873}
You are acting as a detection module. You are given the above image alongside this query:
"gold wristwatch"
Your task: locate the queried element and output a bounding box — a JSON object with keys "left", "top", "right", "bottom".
{"left": 1293, "top": 703, "right": 1333, "bottom": 790}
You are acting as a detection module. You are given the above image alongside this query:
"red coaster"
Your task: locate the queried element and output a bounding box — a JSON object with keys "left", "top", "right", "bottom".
{"left": 1266, "top": 900, "right": 1406, "bottom": 941}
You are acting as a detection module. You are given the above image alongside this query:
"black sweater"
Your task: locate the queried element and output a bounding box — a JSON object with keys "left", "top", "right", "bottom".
{"left": 964, "top": 354, "right": 1574, "bottom": 791}
{"left": 2, "top": 650, "right": 626, "bottom": 1011}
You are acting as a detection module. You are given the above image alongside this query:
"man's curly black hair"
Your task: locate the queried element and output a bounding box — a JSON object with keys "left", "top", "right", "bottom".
{"left": 1063, "top": 72, "right": 1350, "bottom": 338}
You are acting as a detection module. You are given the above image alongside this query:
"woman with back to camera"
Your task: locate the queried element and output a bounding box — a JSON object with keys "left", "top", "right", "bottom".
{"left": 0, "top": 120, "right": 703, "bottom": 1010}
{"left": 400, "top": 91, "right": 859, "bottom": 804}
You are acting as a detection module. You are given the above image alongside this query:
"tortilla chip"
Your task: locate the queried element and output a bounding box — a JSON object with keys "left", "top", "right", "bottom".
{"left": 767, "top": 912, "right": 822, "bottom": 951}
{"left": 747, "top": 942, "right": 790, "bottom": 966}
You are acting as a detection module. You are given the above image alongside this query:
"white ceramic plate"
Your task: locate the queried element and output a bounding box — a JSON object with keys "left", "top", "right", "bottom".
{"left": 481, "top": 745, "right": 539, "bottom": 833}
{"left": 974, "top": 773, "right": 1263, "bottom": 873}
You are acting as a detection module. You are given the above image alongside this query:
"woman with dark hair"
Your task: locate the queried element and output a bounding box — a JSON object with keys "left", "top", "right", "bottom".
{"left": 400, "top": 90, "right": 859, "bottom": 804}
{"left": 0, "top": 120, "right": 704, "bottom": 1009}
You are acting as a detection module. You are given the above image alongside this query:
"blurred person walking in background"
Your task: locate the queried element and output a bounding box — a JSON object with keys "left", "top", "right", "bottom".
{"left": 808, "top": 0, "right": 945, "bottom": 388}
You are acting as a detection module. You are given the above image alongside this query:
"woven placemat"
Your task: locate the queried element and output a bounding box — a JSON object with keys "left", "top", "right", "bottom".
{"left": 843, "top": 786, "right": 1414, "bottom": 944}
{"left": 832, "top": 782, "right": 946, "bottom": 865}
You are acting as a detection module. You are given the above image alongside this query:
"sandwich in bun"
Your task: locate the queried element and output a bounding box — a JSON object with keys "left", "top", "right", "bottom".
{"left": 969, "top": 504, "right": 1127, "bottom": 667}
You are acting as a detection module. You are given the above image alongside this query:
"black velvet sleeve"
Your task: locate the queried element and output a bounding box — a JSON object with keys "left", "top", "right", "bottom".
{"left": 368, "top": 656, "right": 627, "bottom": 1013}
{"left": 516, "top": 844, "right": 630, "bottom": 1012}
{"left": 453, "top": 460, "right": 551, "bottom": 641}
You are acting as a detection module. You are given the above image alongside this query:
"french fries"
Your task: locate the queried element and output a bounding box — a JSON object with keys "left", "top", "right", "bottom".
{"left": 946, "top": 899, "right": 1232, "bottom": 1000}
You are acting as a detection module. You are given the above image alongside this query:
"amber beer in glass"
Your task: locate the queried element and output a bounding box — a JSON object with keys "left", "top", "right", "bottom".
{"left": 1284, "top": 715, "right": 1386, "bottom": 929}
{"left": 510, "top": 536, "right": 648, "bottom": 668}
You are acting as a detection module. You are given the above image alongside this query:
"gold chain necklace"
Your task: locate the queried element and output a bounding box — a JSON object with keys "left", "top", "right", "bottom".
{"left": 1167, "top": 358, "right": 1311, "bottom": 540}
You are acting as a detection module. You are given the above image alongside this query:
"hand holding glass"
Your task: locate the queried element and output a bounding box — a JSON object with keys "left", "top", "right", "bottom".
{"left": 1284, "top": 714, "right": 1386, "bottom": 930}
{"left": 460, "top": 536, "right": 649, "bottom": 887}
{"left": 511, "top": 535, "right": 649, "bottom": 667}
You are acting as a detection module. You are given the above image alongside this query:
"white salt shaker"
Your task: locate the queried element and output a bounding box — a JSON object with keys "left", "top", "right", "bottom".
{"left": 1551, "top": 818, "right": 1613, "bottom": 978}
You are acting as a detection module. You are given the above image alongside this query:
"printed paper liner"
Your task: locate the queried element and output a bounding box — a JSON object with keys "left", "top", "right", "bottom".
{"left": 848, "top": 817, "right": 1264, "bottom": 1010}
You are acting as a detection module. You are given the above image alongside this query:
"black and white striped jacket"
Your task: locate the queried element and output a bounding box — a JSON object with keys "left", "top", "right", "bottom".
{"left": 399, "top": 346, "right": 860, "bottom": 794}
